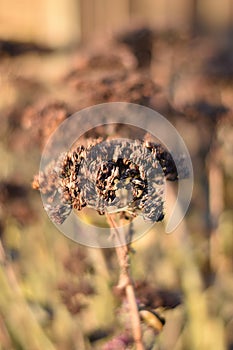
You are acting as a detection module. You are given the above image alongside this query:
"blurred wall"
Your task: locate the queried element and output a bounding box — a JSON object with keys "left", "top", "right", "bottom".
{"left": 0, "top": 0, "right": 232, "bottom": 47}
{"left": 199, "top": 0, "right": 232, "bottom": 29}
{"left": 0, "top": 0, "right": 81, "bottom": 47}
{"left": 80, "top": 0, "right": 130, "bottom": 41}
{"left": 130, "top": 0, "right": 192, "bottom": 31}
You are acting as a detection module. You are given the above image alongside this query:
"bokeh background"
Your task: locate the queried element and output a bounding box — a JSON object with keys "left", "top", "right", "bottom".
{"left": 0, "top": 1, "right": 233, "bottom": 349}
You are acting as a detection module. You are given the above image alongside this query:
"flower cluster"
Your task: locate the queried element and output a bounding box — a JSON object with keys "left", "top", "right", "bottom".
{"left": 58, "top": 248, "right": 95, "bottom": 315}
{"left": 33, "top": 138, "right": 178, "bottom": 225}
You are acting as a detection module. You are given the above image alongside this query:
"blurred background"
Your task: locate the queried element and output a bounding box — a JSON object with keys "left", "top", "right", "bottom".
{"left": 0, "top": 0, "right": 233, "bottom": 349}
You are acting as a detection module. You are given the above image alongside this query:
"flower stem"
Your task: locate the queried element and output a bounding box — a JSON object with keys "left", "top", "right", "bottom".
{"left": 106, "top": 213, "right": 145, "bottom": 350}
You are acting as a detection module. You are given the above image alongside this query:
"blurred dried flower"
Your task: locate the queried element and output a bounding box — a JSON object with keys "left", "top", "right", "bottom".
{"left": 22, "top": 101, "right": 71, "bottom": 148}
{"left": 205, "top": 39, "right": 233, "bottom": 83}
{"left": 57, "top": 247, "right": 95, "bottom": 315}
{"left": 0, "top": 181, "right": 36, "bottom": 226}
{"left": 63, "top": 247, "right": 93, "bottom": 275}
{"left": 66, "top": 70, "right": 160, "bottom": 107}
{"left": 135, "top": 280, "right": 182, "bottom": 309}
{"left": 184, "top": 100, "right": 229, "bottom": 124}
{"left": 58, "top": 280, "right": 95, "bottom": 315}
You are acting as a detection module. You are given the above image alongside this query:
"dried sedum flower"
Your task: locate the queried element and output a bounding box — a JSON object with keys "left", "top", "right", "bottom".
{"left": 22, "top": 101, "right": 71, "bottom": 148}
{"left": 34, "top": 138, "right": 178, "bottom": 225}
{"left": 58, "top": 280, "right": 95, "bottom": 315}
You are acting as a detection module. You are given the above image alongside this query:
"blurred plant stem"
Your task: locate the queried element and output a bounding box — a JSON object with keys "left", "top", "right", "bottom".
{"left": 207, "top": 146, "right": 224, "bottom": 272}
{"left": 0, "top": 239, "right": 56, "bottom": 350}
{"left": 106, "top": 213, "right": 145, "bottom": 350}
{"left": 165, "top": 183, "right": 226, "bottom": 350}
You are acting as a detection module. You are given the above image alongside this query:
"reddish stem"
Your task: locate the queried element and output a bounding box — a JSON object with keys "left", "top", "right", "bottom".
{"left": 106, "top": 213, "right": 144, "bottom": 350}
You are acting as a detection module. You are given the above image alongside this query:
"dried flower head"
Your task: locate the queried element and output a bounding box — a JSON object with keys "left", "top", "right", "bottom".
{"left": 34, "top": 138, "right": 178, "bottom": 226}
{"left": 66, "top": 70, "right": 160, "bottom": 107}
{"left": 22, "top": 101, "right": 71, "bottom": 148}
{"left": 0, "top": 180, "right": 36, "bottom": 226}
{"left": 58, "top": 280, "right": 95, "bottom": 315}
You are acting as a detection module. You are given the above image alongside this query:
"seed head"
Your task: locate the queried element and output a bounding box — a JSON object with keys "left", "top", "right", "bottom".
{"left": 34, "top": 138, "right": 178, "bottom": 224}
